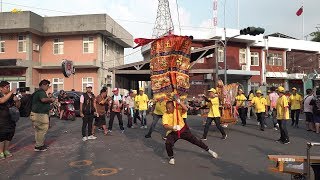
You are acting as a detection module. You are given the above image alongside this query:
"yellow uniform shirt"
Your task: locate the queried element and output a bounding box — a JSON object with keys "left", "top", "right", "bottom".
{"left": 153, "top": 101, "right": 166, "bottom": 115}
{"left": 162, "top": 109, "right": 185, "bottom": 135}
{"left": 134, "top": 96, "right": 139, "bottom": 110}
{"left": 235, "top": 94, "right": 247, "bottom": 107}
{"left": 266, "top": 95, "right": 271, "bottom": 106}
{"left": 136, "top": 94, "right": 149, "bottom": 111}
{"left": 207, "top": 97, "right": 221, "bottom": 118}
{"left": 289, "top": 94, "right": 302, "bottom": 110}
{"left": 251, "top": 96, "right": 267, "bottom": 113}
{"left": 276, "top": 95, "right": 289, "bottom": 120}
{"left": 248, "top": 93, "right": 254, "bottom": 101}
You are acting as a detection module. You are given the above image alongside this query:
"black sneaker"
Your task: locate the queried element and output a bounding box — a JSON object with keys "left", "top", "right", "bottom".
{"left": 145, "top": 134, "right": 151, "bottom": 138}
{"left": 260, "top": 128, "right": 265, "bottom": 131}
{"left": 222, "top": 134, "right": 227, "bottom": 140}
{"left": 34, "top": 145, "right": 48, "bottom": 152}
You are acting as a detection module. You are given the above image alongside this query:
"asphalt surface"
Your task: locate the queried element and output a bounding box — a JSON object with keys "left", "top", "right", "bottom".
{"left": 0, "top": 114, "right": 319, "bottom": 180}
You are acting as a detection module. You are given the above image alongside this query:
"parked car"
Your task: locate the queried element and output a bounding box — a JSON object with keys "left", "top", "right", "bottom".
{"left": 53, "top": 91, "right": 83, "bottom": 116}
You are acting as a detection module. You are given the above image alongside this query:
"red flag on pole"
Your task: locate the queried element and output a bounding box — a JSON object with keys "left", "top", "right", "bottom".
{"left": 296, "top": 6, "right": 303, "bottom": 16}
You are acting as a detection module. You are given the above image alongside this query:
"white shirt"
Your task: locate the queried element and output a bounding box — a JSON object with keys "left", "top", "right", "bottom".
{"left": 304, "top": 95, "right": 314, "bottom": 113}
{"left": 125, "top": 96, "right": 135, "bottom": 108}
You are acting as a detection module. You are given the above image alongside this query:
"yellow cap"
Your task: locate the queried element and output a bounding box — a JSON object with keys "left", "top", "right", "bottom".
{"left": 256, "top": 90, "right": 262, "bottom": 94}
{"left": 267, "top": 90, "right": 271, "bottom": 93}
{"left": 132, "top": 90, "right": 137, "bottom": 94}
{"left": 208, "top": 88, "right": 217, "bottom": 93}
{"left": 292, "top": 87, "right": 297, "bottom": 91}
{"left": 139, "top": 88, "right": 144, "bottom": 91}
{"left": 239, "top": 89, "right": 244, "bottom": 92}
{"left": 277, "top": 86, "right": 285, "bottom": 93}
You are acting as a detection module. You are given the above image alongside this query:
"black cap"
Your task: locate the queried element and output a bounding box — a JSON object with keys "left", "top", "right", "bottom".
{"left": 0, "top": 81, "right": 9, "bottom": 88}
{"left": 39, "top": 79, "right": 51, "bottom": 87}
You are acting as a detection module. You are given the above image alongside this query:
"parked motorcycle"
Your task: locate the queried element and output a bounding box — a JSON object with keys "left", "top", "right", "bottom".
{"left": 60, "top": 100, "right": 76, "bottom": 121}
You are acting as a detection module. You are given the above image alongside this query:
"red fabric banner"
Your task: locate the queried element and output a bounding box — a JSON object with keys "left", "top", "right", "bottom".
{"left": 296, "top": 6, "right": 303, "bottom": 16}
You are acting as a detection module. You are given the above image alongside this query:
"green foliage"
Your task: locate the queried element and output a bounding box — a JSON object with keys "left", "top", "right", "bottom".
{"left": 310, "top": 31, "right": 320, "bottom": 42}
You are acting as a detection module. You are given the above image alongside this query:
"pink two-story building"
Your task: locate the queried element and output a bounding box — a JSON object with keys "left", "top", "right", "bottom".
{"left": 0, "top": 11, "right": 133, "bottom": 94}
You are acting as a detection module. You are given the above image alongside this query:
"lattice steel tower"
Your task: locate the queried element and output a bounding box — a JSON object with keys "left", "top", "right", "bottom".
{"left": 152, "top": 0, "right": 174, "bottom": 38}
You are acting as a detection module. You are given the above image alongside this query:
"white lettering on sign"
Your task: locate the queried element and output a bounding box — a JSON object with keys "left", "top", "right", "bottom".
{"left": 277, "top": 158, "right": 296, "bottom": 162}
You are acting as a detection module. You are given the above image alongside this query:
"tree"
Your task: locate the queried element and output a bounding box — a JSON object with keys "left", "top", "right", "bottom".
{"left": 310, "top": 31, "right": 320, "bottom": 42}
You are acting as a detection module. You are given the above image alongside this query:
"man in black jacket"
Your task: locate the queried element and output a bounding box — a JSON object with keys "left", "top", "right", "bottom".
{"left": 80, "top": 84, "right": 99, "bottom": 141}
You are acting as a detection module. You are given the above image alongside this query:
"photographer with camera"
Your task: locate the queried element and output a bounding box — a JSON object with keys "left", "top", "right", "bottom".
{"left": 0, "top": 81, "right": 19, "bottom": 160}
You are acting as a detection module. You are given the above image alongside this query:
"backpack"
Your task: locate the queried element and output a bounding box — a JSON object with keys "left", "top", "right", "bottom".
{"left": 315, "top": 97, "right": 320, "bottom": 112}
{"left": 20, "top": 94, "right": 33, "bottom": 117}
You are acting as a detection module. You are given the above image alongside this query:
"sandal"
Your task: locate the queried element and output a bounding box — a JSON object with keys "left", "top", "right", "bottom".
{"left": 4, "top": 151, "right": 12, "bottom": 158}
{"left": 0, "top": 152, "right": 5, "bottom": 160}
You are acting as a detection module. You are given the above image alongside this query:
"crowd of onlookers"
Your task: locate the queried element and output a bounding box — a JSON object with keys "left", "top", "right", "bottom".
{"left": 1, "top": 79, "right": 320, "bottom": 164}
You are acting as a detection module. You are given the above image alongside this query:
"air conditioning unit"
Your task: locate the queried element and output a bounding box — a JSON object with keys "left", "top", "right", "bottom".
{"left": 206, "top": 54, "right": 214, "bottom": 58}
{"left": 33, "top": 43, "right": 40, "bottom": 51}
{"left": 204, "top": 74, "right": 212, "bottom": 80}
{"left": 241, "top": 65, "right": 246, "bottom": 70}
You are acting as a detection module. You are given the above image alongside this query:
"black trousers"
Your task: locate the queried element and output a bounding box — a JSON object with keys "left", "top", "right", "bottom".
{"left": 133, "top": 109, "right": 140, "bottom": 124}
{"left": 256, "top": 112, "right": 266, "bottom": 130}
{"left": 82, "top": 115, "right": 94, "bottom": 137}
{"left": 291, "top": 110, "right": 300, "bottom": 126}
{"left": 146, "top": 114, "right": 163, "bottom": 136}
{"left": 165, "top": 126, "right": 209, "bottom": 158}
{"left": 278, "top": 120, "right": 289, "bottom": 141}
{"left": 238, "top": 107, "right": 247, "bottom": 125}
{"left": 108, "top": 111, "right": 124, "bottom": 130}
{"left": 202, "top": 117, "right": 226, "bottom": 138}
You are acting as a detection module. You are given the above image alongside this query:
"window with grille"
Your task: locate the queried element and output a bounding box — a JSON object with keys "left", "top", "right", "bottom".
{"left": 53, "top": 38, "right": 64, "bottom": 54}
{"left": 18, "top": 35, "right": 26, "bottom": 52}
{"left": 0, "top": 36, "right": 4, "bottom": 53}
{"left": 52, "top": 78, "right": 64, "bottom": 92}
{"left": 82, "top": 77, "right": 93, "bottom": 92}
{"left": 218, "top": 47, "right": 224, "bottom": 62}
{"left": 251, "top": 52, "right": 259, "bottom": 66}
{"left": 239, "top": 48, "right": 246, "bottom": 64}
{"left": 83, "top": 37, "right": 94, "bottom": 53}
{"left": 267, "top": 53, "right": 283, "bottom": 66}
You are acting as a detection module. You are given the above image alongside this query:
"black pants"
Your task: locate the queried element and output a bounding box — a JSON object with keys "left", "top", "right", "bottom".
{"left": 238, "top": 107, "right": 247, "bottom": 125}
{"left": 256, "top": 112, "right": 266, "bottom": 130}
{"left": 133, "top": 109, "right": 140, "bottom": 124}
{"left": 165, "top": 126, "right": 209, "bottom": 158}
{"left": 82, "top": 115, "right": 94, "bottom": 137}
{"left": 278, "top": 120, "right": 289, "bottom": 141}
{"left": 291, "top": 110, "right": 300, "bottom": 126}
{"left": 146, "top": 114, "right": 163, "bottom": 136}
{"left": 202, "top": 117, "right": 226, "bottom": 138}
{"left": 109, "top": 111, "right": 124, "bottom": 130}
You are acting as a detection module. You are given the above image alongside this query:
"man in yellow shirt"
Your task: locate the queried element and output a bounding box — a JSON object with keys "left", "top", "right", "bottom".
{"left": 234, "top": 89, "right": 247, "bottom": 126}
{"left": 289, "top": 87, "right": 302, "bottom": 128}
{"left": 162, "top": 100, "right": 218, "bottom": 165}
{"left": 145, "top": 98, "right": 166, "bottom": 138}
{"left": 201, "top": 88, "right": 227, "bottom": 140}
{"left": 250, "top": 90, "right": 267, "bottom": 131}
{"left": 137, "top": 88, "right": 149, "bottom": 128}
{"left": 276, "top": 86, "right": 290, "bottom": 144}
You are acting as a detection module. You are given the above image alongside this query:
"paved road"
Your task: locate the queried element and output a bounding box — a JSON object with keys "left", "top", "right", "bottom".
{"left": 0, "top": 115, "right": 319, "bottom": 180}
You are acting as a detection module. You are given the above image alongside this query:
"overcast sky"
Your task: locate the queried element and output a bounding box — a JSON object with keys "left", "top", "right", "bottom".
{"left": 2, "top": 0, "right": 319, "bottom": 63}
